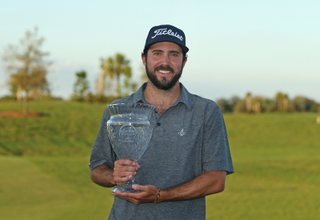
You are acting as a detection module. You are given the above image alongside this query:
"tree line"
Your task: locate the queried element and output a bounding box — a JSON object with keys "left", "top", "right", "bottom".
{"left": 216, "top": 92, "right": 320, "bottom": 114}
{"left": 1, "top": 27, "right": 319, "bottom": 114}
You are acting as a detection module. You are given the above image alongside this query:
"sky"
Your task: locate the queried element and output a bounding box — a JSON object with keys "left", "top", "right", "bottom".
{"left": 1, "top": 0, "right": 319, "bottom": 102}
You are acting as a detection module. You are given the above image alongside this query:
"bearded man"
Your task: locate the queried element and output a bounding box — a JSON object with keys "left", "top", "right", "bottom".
{"left": 89, "top": 24, "right": 234, "bottom": 220}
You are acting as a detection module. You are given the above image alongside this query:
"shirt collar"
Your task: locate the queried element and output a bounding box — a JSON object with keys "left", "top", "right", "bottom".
{"left": 132, "top": 83, "right": 193, "bottom": 110}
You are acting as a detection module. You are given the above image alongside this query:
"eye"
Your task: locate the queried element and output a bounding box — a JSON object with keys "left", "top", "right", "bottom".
{"left": 153, "top": 52, "right": 161, "bottom": 56}
{"left": 170, "top": 53, "right": 179, "bottom": 58}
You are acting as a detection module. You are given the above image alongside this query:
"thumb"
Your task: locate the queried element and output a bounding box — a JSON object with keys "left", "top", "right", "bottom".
{"left": 132, "top": 184, "right": 142, "bottom": 191}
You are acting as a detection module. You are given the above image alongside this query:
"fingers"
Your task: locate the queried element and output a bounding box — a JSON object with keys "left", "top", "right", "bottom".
{"left": 113, "top": 174, "right": 133, "bottom": 183}
{"left": 114, "top": 159, "right": 140, "bottom": 169}
{"left": 112, "top": 185, "right": 158, "bottom": 204}
{"left": 112, "top": 190, "right": 142, "bottom": 204}
{"left": 132, "top": 184, "right": 143, "bottom": 191}
{"left": 113, "top": 159, "right": 140, "bottom": 184}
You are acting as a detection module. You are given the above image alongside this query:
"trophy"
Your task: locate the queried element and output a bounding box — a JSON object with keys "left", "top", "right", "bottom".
{"left": 106, "top": 103, "right": 155, "bottom": 192}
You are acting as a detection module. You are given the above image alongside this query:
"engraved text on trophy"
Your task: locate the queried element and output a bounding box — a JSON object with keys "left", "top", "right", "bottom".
{"left": 119, "top": 125, "right": 137, "bottom": 143}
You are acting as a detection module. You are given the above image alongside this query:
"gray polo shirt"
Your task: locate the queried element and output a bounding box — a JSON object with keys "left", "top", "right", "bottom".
{"left": 89, "top": 83, "right": 234, "bottom": 220}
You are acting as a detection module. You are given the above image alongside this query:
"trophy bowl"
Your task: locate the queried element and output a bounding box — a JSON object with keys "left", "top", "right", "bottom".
{"left": 106, "top": 103, "right": 155, "bottom": 192}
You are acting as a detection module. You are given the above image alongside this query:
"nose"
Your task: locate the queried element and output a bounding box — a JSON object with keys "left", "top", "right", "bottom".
{"left": 165, "top": 56, "right": 170, "bottom": 64}
{"left": 157, "top": 52, "right": 172, "bottom": 66}
{"left": 163, "top": 53, "right": 171, "bottom": 64}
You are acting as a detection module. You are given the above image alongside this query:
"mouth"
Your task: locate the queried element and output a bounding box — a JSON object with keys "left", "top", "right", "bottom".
{"left": 158, "top": 70, "right": 171, "bottom": 74}
{"left": 155, "top": 65, "right": 174, "bottom": 75}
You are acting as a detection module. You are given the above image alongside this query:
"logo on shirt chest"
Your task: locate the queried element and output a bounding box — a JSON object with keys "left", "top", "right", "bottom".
{"left": 178, "top": 129, "right": 185, "bottom": 137}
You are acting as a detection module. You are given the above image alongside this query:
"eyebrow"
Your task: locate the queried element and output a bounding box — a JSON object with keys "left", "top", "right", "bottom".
{"left": 151, "top": 49, "right": 163, "bottom": 53}
{"left": 151, "top": 49, "right": 181, "bottom": 54}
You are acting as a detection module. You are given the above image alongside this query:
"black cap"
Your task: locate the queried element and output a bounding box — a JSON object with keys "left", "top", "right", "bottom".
{"left": 143, "top": 24, "right": 189, "bottom": 54}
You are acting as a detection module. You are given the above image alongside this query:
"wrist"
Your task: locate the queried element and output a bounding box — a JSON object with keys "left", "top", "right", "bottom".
{"left": 154, "top": 188, "right": 161, "bottom": 203}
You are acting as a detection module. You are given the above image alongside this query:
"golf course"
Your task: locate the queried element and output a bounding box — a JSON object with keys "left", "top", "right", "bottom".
{"left": 0, "top": 101, "right": 319, "bottom": 220}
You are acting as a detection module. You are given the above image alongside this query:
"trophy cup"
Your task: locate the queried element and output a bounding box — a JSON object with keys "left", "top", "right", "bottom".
{"left": 106, "top": 103, "right": 155, "bottom": 192}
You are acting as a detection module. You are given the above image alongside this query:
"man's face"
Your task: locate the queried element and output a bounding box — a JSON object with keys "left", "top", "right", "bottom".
{"left": 142, "top": 42, "right": 187, "bottom": 90}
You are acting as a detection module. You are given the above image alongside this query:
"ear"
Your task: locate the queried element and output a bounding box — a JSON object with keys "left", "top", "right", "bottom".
{"left": 141, "top": 54, "right": 147, "bottom": 66}
{"left": 182, "top": 57, "right": 187, "bottom": 67}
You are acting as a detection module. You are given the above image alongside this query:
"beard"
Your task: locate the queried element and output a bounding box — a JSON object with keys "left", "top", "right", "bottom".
{"left": 145, "top": 63, "right": 183, "bottom": 90}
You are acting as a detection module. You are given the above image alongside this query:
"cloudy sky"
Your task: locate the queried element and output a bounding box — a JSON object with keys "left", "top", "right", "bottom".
{"left": 1, "top": 0, "right": 319, "bottom": 102}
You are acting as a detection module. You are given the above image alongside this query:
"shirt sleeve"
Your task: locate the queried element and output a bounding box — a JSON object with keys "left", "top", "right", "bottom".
{"left": 89, "top": 107, "right": 116, "bottom": 170}
{"left": 201, "top": 102, "right": 234, "bottom": 175}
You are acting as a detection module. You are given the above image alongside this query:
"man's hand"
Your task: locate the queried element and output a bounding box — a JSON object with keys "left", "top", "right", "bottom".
{"left": 90, "top": 160, "right": 140, "bottom": 188}
{"left": 113, "top": 159, "right": 140, "bottom": 185}
{"left": 111, "top": 170, "right": 226, "bottom": 205}
{"left": 112, "top": 184, "right": 159, "bottom": 205}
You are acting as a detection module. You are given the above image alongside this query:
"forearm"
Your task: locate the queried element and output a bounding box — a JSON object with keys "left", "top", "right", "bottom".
{"left": 159, "top": 171, "right": 226, "bottom": 202}
{"left": 90, "top": 164, "right": 116, "bottom": 187}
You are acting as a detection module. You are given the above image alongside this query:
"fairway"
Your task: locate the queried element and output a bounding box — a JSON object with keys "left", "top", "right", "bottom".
{"left": 0, "top": 101, "right": 319, "bottom": 219}
{"left": 0, "top": 156, "right": 114, "bottom": 220}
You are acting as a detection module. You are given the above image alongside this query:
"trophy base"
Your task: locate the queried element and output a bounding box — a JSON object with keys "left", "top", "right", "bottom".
{"left": 112, "top": 179, "right": 140, "bottom": 193}
{"left": 111, "top": 186, "right": 140, "bottom": 193}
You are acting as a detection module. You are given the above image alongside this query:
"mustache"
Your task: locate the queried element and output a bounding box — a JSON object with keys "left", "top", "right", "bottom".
{"left": 155, "top": 65, "right": 174, "bottom": 73}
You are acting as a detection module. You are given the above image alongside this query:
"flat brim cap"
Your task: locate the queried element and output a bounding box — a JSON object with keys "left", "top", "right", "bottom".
{"left": 143, "top": 24, "right": 189, "bottom": 54}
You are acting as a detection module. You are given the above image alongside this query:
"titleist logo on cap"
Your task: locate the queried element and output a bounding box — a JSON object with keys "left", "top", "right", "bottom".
{"left": 151, "top": 28, "right": 184, "bottom": 41}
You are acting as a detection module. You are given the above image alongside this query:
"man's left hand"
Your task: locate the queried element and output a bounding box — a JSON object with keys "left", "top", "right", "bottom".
{"left": 111, "top": 184, "right": 159, "bottom": 204}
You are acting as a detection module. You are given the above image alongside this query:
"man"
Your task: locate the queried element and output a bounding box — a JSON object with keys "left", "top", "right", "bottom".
{"left": 89, "top": 24, "right": 234, "bottom": 219}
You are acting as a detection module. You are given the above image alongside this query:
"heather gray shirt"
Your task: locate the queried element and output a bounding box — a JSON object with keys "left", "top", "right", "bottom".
{"left": 89, "top": 83, "right": 234, "bottom": 220}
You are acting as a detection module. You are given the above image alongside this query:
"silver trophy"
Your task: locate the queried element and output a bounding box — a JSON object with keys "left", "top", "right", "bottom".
{"left": 106, "top": 103, "right": 155, "bottom": 192}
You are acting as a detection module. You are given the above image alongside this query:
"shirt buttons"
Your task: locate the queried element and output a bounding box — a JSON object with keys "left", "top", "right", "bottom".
{"left": 157, "top": 122, "right": 161, "bottom": 126}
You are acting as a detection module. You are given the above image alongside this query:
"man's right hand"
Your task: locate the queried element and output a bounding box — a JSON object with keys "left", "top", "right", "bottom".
{"left": 113, "top": 159, "right": 140, "bottom": 185}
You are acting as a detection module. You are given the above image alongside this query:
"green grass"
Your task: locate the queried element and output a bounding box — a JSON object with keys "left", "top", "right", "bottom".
{"left": 206, "top": 113, "right": 320, "bottom": 220}
{"left": 0, "top": 101, "right": 106, "bottom": 156}
{"left": 0, "top": 101, "right": 319, "bottom": 219}
{"left": 0, "top": 156, "right": 114, "bottom": 220}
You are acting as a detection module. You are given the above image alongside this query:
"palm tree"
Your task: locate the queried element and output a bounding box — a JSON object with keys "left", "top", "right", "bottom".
{"left": 72, "top": 71, "right": 89, "bottom": 101}
{"left": 252, "top": 96, "right": 263, "bottom": 114}
{"left": 97, "top": 69, "right": 105, "bottom": 98}
{"left": 100, "top": 53, "right": 132, "bottom": 98}
{"left": 275, "top": 92, "right": 289, "bottom": 112}
{"left": 245, "top": 92, "right": 252, "bottom": 113}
